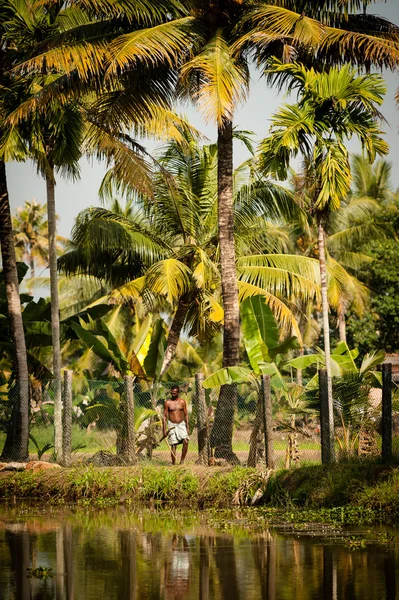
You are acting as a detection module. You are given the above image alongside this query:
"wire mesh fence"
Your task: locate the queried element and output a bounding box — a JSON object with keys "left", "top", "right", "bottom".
{"left": 0, "top": 368, "right": 397, "bottom": 467}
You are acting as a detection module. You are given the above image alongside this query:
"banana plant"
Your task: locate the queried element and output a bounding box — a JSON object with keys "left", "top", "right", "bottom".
{"left": 203, "top": 295, "right": 299, "bottom": 389}
{"left": 203, "top": 294, "right": 301, "bottom": 466}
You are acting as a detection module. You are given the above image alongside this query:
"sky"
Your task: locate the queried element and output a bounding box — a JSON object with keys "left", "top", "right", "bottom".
{"left": 6, "top": 1, "right": 399, "bottom": 240}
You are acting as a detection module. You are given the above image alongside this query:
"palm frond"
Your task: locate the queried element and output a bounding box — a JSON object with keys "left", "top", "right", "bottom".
{"left": 106, "top": 17, "right": 195, "bottom": 74}
{"left": 84, "top": 123, "right": 155, "bottom": 197}
{"left": 179, "top": 30, "right": 249, "bottom": 125}
{"left": 321, "top": 26, "right": 399, "bottom": 70}
{"left": 144, "top": 259, "right": 193, "bottom": 304}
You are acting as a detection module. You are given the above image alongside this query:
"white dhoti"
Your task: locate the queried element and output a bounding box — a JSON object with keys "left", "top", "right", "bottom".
{"left": 168, "top": 420, "right": 189, "bottom": 445}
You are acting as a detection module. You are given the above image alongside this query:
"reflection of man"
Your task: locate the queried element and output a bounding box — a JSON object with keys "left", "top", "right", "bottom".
{"left": 163, "top": 386, "right": 189, "bottom": 465}
{"left": 164, "top": 534, "right": 191, "bottom": 600}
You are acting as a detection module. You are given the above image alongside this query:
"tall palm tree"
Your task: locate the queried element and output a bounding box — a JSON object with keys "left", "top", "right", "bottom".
{"left": 0, "top": 1, "right": 31, "bottom": 461}
{"left": 259, "top": 61, "right": 389, "bottom": 460}
{"left": 289, "top": 163, "right": 389, "bottom": 345}
{"left": 7, "top": 0, "right": 86, "bottom": 458}
{"left": 0, "top": 0, "right": 190, "bottom": 461}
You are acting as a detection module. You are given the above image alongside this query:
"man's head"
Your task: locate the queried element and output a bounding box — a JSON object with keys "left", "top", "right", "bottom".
{"left": 171, "top": 385, "right": 179, "bottom": 399}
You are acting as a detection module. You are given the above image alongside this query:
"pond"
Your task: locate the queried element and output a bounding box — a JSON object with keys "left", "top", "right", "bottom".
{"left": 0, "top": 504, "right": 398, "bottom": 600}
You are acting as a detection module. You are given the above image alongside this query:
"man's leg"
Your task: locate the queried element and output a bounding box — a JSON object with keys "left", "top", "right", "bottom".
{"left": 180, "top": 439, "right": 189, "bottom": 464}
{"left": 171, "top": 444, "right": 177, "bottom": 465}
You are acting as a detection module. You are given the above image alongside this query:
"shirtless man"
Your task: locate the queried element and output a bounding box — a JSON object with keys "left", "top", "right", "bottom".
{"left": 163, "top": 386, "right": 190, "bottom": 465}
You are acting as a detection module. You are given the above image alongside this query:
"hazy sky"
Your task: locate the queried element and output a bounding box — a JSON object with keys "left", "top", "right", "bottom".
{"left": 7, "top": 1, "right": 399, "bottom": 239}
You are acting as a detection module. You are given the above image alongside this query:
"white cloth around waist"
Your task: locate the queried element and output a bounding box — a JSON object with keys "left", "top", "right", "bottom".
{"left": 168, "top": 420, "right": 189, "bottom": 445}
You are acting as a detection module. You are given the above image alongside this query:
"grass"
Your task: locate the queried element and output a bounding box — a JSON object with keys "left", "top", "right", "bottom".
{"left": 2, "top": 459, "right": 399, "bottom": 523}
{"left": 0, "top": 464, "right": 246, "bottom": 507}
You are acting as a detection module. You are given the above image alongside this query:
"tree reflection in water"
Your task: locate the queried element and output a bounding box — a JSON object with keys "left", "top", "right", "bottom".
{"left": 0, "top": 507, "right": 399, "bottom": 599}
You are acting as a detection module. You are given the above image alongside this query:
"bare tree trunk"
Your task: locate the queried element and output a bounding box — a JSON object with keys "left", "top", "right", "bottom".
{"left": 210, "top": 119, "right": 240, "bottom": 464}
{"left": 338, "top": 308, "right": 346, "bottom": 343}
{"left": 160, "top": 294, "right": 191, "bottom": 377}
{"left": 29, "top": 256, "right": 35, "bottom": 279}
{"left": 0, "top": 160, "right": 29, "bottom": 462}
{"left": 317, "top": 218, "right": 334, "bottom": 453}
{"left": 46, "top": 167, "right": 62, "bottom": 458}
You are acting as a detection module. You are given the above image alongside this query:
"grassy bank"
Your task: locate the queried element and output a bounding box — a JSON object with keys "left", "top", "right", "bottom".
{"left": 1, "top": 462, "right": 399, "bottom": 522}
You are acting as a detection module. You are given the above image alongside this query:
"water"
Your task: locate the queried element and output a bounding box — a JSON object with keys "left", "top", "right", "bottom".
{"left": 0, "top": 505, "right": 398, "bottom": 600}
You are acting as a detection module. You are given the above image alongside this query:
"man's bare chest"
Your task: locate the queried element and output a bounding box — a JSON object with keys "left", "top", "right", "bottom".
{"left": 168, "top": 400, "right": 184, "bottom": 412}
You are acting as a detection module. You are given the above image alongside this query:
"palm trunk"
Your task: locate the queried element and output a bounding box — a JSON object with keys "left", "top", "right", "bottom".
{"left": 0, "top": 160, "right": 29, "bottom": 462}
{"left": 210, "top": 119, "right": 240, "bottom": 464}
{"left": 317, "top": 218, "right": 335, "bottom": 455}
{"left": 338, "top": 307, "right": 346, "bottom": 342}
{"left": 29, "top": 255, "right": 35, "bottom": 279}
{"left": 46, "top": 167, "right": 62, "bottom": 458}
{"left": 160, "top": 294, "right": 191, "bottom": 377}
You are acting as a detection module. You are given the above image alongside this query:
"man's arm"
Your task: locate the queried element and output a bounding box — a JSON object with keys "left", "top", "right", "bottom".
{"left": 183, "top": 400, "right": 189, "bottom": 435}
{"left": 163, "top": 401, "right": 169, "bottom": 435}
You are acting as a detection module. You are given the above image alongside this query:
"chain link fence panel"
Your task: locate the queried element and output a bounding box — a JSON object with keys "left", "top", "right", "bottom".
{"left": 0, "top": 370, "right": 397, "bottom": 468}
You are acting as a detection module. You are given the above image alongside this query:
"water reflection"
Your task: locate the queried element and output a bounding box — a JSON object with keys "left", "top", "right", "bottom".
{"left": 0, "top": 507, "right": 398, "bottom": 599}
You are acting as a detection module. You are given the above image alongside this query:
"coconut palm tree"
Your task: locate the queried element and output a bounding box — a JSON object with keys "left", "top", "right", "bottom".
{"left": 13, "top": 200, "right": 48, "bottom": 280}
{"left": 6, "top": 0, "right": 196, "bottom": 458}
{"left": 13, "top": 199, "right": 68, "bottom": 292}
{"left": 0, "top": 1, "right": 32, "bottom": 461}
{"left": 259, "top": 60, "right": 389, "bottom": 460}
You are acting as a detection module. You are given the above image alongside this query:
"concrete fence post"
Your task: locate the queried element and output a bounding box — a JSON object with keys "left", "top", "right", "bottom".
{"left": 62, "top": 370, "right": 72, "bottom": 467}
{"left": 319, "top": 369, "right": 336, "bottom": 464}
{"left": 382, "top": 363, "right": 392, "bottom": 462}
{"left": 124, "top": 375, "right": 136, "bottom": 464}
{"left": 248, "top": 386, "right": 264, "bottom": 467}
{"left": 196, "top": 372, "right": 209, "bottom": 465}
{"left": 261, "top": 374, "right": 274, "bottom": 469}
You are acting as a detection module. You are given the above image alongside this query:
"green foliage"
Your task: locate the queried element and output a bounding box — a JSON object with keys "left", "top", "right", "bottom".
{"left": 240, "top": 295, "right": 278, "bottom": 373}
{"left": 204, "top": 295, "right": 299, "bottom": 387}
{"left": 29, "top": 433, "right": 54, "bottom": 461}
{"left": 27, "top": 567, "right": 53, "bottom": 580}
{"left": 4, "top": 462, "right": 399, "bottom": 522}
{"left": 69, "top": 319, "right": 129, "bottom": 375}
{"left": 140, "top": 466, "right": 199, "bottom": 501}
{"left": 347, "top": 239, "right": 399, "bottom": 353}
{"left": 203, "top": 366, "right": 253, "bottom": 388}
{"left": 144, "top": 319, "right": 167, "bottom": 380}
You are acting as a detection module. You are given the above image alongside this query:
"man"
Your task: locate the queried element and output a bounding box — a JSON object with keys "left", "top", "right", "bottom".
{"left": 163, "top": 385, "right": 189, "bottom": 465}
